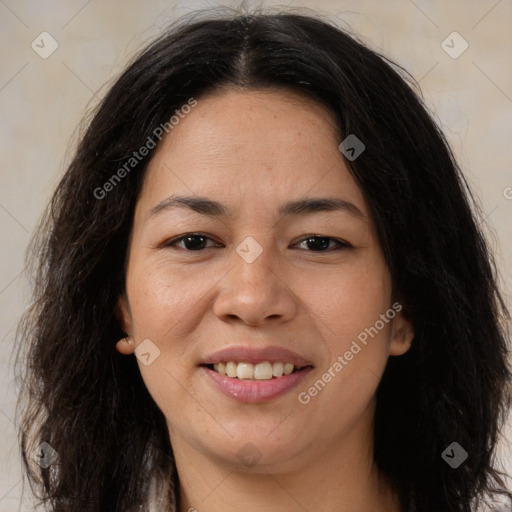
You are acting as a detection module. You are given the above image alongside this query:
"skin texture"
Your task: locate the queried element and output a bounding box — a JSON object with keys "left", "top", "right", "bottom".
{"left": 117, "top": 88, "right": 415, "bottom": 512}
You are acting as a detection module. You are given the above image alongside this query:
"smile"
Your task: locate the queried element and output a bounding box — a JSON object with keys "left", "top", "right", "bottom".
{"left": 208, "top": 361, "right": 305, "bottom": 380}
{"left": 200, "top": 363, "right": 314, "bottom": 403}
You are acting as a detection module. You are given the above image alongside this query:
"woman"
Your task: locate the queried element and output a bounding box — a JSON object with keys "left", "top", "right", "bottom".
{"left": 15, "top": 7, "right": 512, "bottom": 512}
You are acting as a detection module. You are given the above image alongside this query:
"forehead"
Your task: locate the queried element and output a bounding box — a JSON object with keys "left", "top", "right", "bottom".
{"left": 137, "top": 88, "right": 368, "bottom": 220}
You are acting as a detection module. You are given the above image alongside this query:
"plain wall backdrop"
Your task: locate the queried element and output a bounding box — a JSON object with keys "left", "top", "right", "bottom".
{"left": 1, "top": 0, "right": 511, "bottom": 509}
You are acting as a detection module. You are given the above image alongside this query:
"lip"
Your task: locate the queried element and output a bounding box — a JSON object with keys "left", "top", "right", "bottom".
{"left": 200, "top": 365, "right": 314, "bottom": 403}
{"left": 200, "top": 345, "right": 314, "bottom": 367}
{"left": 199, "top": 345, "right": 315, "bottom": 404}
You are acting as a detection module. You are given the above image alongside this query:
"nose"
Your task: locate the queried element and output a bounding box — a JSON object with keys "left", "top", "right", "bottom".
{"left": 212, "top": 240, "right": 297, "bottom": 327}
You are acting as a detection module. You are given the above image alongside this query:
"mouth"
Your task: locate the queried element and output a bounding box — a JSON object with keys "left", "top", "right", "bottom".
{"left": 201, "top": 361, "right": 312, "bottom": 380}
{"left": 199, "top": 345, "right": 315, "bottom": 403}
{"left": 199, "top": 360, "right": 314, "bottom": 403}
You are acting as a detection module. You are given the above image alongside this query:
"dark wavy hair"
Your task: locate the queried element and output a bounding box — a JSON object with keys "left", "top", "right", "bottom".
{"left": 15, "top": 6, "right": 512, "bottom": 512}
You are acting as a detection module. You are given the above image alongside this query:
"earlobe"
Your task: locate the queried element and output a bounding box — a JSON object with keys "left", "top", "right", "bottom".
{"left": 116, "top": 337, "right": 135, "bottom": 355}
{"left": 389, "top": 310, "right": 415, "bottom": 356}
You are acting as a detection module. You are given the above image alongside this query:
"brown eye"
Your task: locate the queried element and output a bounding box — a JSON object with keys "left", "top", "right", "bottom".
{"left": 165, "top": 233, "right": 219, "bottom": 251}
{"left": 295, "top": 235, "right": 350, "bottom": 252}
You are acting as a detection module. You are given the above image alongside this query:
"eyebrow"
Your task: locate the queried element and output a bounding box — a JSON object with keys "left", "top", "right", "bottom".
{"left": 149, "top": 195, "right": 367, "bottom": 222}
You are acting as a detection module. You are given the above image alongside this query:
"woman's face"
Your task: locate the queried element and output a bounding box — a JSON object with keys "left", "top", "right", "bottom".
{"left": 118, "top": 87, "right": 414, "bottom": 470}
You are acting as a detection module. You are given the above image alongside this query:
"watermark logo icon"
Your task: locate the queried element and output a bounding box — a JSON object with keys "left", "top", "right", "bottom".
{"left": 34, "top": 442, "right": 58, "bottom": 469}
{"left": 31, "top": 32, "right": 59, "bottom": 59}
{"left": 441, "top": 32, "right": 468, "bottom": 59}
{"left": 134, "top": 338, "right": 161, "bottom": 366}
{"left": 441, "top": 441, "right": 468, "bottom": 468}
{"left": 338, "top": 134, "right": 365, "bottom": 161}
{"left": 236, "top": 236, "right": 263, "bottom": 263}
{"left": 237, "top": 442, "right": 262, "bottom": 466}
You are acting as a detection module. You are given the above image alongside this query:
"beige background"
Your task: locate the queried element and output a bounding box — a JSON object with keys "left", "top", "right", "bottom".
{"left": 1, "top": 0, "right": 511, "bottom": 509}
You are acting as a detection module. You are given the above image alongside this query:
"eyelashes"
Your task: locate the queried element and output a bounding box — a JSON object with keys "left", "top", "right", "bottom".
{"left": 295, "top": 235, "right": 351, "bottom": 252}
{"left": 163, "top": 233, "right": 351, "bottom": 253}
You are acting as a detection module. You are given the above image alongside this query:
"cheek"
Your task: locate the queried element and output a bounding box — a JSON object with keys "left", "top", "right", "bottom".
{"left": 126, "top": 263, "right": 201, "bottom": 411}
{"left": 306, "top": 258, "right": 391, "bottom": 338}
{"left": 124, "top": 265, "right": 202, "bottom": 406}
{"left": 126, "top": 259, "right": 206, "bottom": 338}
{"left": 297, "top": 262, "right": 393, "bottom": 430}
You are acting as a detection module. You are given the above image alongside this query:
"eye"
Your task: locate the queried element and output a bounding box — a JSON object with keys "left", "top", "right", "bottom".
{"left": 294, "top": 235, "right": 351, "bottom": 252}
{"left": 163, "top": 233, "right": 351, "bottom": 252}
{"left": 164, "top": 233, "right": 220, "bottom": 251}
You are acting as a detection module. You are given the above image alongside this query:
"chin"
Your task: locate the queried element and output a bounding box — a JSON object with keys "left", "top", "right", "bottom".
{"left": 203, "top": 431, "right": 308, "bottom": 471}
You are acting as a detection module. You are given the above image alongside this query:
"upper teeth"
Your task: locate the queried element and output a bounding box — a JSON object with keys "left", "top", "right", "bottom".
{"left": 213, "top": 361, "right": 296, "bottom": 380}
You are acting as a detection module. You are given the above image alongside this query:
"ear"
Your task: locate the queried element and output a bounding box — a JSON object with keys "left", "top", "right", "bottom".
{"left": 389, "top": 306, "right": 414, "bottom": 356}
{"left": 115, "top": 294, "right": 135, "bottom": 355}
{"left": 116, "top": 293, "right": 132, "bottom": 336}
